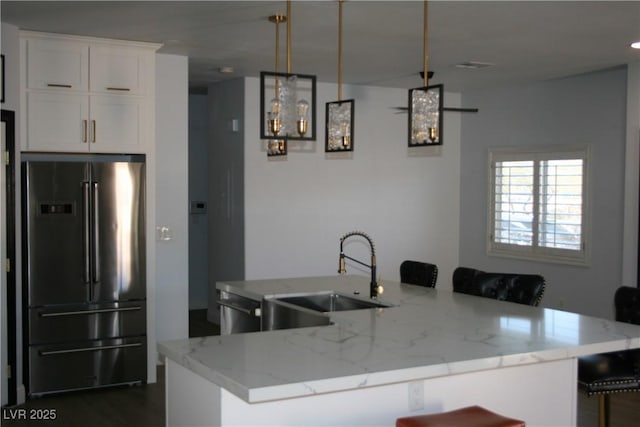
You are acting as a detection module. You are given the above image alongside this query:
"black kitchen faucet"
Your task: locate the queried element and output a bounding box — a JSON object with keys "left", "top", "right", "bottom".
{"left": 338, "top": 231, "right": 383, "bottom": 299}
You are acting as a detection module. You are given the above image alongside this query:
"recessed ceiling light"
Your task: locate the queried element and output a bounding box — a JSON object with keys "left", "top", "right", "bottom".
{"left": 218, "top": 66, "right": 235, "bottom": 74}
{"left": 454, "top": 61, "right": 494, "bottom": 69}
{"left": 631, "top": 41, "right": 640, "bottom": 49}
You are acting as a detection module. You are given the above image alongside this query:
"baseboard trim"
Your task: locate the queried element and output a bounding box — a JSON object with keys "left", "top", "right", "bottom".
{"left": 17, "top": 384, "right": 25, "bottom": 405}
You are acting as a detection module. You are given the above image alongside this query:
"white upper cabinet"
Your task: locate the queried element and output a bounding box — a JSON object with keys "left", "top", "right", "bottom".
{"left": 26, "top": 38, "right": 89, "bottom": 92}
{"left": 26, "top": 92, "right": 90, "bottom": 152}
{"left": 21, "top": 32, "right": 160, "bottom": 154}
{"left": 90, "top": 45, "right": 150, "bottom": 95}
{"left": 90, "top": 95, "right": 146, "bottom": 152}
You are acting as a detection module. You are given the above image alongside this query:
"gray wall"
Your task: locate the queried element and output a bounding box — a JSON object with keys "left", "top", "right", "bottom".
{"left": 155, "top": 54, "right": 190, "bottom": 343}
{"left": 206, "top": 79, "right": 245, "bottom": 323}
{"left": 243, "top": 79, "right": 462, "bottom": 288}
{"left": 188, "top": 94, "right": 209, "bottom": 310}
{"left": 459, "top": 66, "right": 628, "bottom": 319}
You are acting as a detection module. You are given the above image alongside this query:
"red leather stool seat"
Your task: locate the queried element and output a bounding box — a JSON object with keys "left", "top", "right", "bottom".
{"left": 396, "top": 405, "right": 525, "bottom": 427}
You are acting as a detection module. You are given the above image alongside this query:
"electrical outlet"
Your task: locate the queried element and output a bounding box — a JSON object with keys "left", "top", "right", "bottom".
{"left": 408, "top": 381, "right": 424, "bottom": 411}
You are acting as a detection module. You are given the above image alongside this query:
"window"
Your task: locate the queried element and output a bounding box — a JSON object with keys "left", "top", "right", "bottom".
{"left": 488, "top": 147, "right": 589, "bottom": 265}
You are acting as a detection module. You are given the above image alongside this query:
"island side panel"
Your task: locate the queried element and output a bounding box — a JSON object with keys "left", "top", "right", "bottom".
{"left": 215, "top": 359, "right": 576, "bottom": 427}
{"left": 166, "top": 359, "right": 222, "bottom": 427}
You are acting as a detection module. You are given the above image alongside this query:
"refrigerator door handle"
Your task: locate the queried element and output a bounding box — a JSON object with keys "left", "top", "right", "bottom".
{"left": 82, "top": 182, "right": 91, "bottom": 285}
{"left": 39, "top": 342, "right": 143, "bottom": 356}
{"left": 39, "top": 306, "right": 143, "bottom": 318}
{"left": 92, "top": 182, "right": 100, "bottom": 284}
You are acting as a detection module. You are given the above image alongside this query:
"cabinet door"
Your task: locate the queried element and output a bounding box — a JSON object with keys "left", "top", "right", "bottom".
{"left": 89, "top": 95, "right": 146, "bottom": 153}
{"left": 26, "top": 92, "right": 90, "bottom": 152}
{"left": 26, "top": 38, "right": 89, "bottom": 92}
{"left": 90, "top": 45, "right": 149, "bottom": 95}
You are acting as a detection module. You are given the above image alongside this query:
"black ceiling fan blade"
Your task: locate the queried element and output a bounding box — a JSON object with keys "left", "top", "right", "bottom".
{"left": 443, "top": 107, "right": 479, "bottom": 113}
{"left": 390, "top": 106, "right": 478, "bottom": 113}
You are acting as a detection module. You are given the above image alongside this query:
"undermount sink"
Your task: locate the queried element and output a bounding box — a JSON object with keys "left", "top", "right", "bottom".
{"left": 272, "top": 291, "right": 390, "bottom": 313}
{"left": 259, "top": 291, "right": 390, "bottom": 332}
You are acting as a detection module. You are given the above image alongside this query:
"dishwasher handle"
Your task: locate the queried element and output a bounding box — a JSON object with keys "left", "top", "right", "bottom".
{"left": 217, "top": 300, "right": 262, "bottom": 317}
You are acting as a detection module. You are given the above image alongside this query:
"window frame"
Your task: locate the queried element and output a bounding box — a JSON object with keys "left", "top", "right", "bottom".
{"left": 487, "top": 145, "right": 590, "bottom": 266}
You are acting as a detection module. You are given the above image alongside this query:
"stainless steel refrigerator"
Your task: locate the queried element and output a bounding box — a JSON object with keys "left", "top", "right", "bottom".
{"left": 22, "top": 154, "right": 147, "bottom": 396}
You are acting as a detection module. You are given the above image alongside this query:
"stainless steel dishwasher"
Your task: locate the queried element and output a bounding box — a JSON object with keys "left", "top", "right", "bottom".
{"left": 217, "top": 290, "right": 262, "bottom": 334}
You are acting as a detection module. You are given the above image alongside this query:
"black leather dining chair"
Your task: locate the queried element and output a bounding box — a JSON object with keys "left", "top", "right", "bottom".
{"left": 400, "top": 260, "right": 438, "bottom": 288}
{"left": 578, "top": 286, "right": 640, "bottom": 427}
{"left": 452, "top": 266, "right": 545, "bottom": 306}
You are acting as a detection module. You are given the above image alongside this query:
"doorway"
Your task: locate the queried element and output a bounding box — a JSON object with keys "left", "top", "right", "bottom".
{"left": 1, "top": 109, "right": 17, "bottom": 406}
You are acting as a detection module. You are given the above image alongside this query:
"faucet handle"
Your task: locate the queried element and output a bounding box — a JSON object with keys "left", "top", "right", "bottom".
{"left": 338, "top": 254, "right": 346, "bottom": 274}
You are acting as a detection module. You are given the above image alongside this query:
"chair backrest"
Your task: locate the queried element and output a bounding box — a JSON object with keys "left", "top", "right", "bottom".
{"left": 400, "top": 260, "right": 438, "bottom": 288}
{"left": 452, "top": 267, "right": 483, "bottom": 294}
{"left": 452, "top": 266, "right": 546, "bottom": 306}
{"left": 615, "top": 286, "right": 640, "bottom": 325}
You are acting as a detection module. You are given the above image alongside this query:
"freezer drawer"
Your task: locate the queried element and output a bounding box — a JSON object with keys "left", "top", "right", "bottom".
{"left": 29, "top": 301, "right": 146, "bottom": 345}
{"left": 28, "top": 336, "right": 146, "bottom": 396}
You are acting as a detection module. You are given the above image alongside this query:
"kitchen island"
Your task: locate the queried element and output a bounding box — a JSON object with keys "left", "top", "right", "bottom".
{"left": 158, "top": 275, "right": 640, "bottom": 426}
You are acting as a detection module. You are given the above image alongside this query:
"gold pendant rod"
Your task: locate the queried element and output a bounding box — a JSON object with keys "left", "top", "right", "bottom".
{"left": 269, "top": 14, "right": 286, "bottom": 91}
{"left": 275, "top": 18, "right": 280, "bottom": 72}
{"left": 338, "top": 0, "right": 343, "bottom": 101}
{"left": 423, "top": 0, "right": 429, "bottom": 87}
{"left": 287, "top": 0, "right": 292, "bottom": 73}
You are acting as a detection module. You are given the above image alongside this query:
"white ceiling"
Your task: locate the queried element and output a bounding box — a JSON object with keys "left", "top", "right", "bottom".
{"left": 2, "top": 1, "right": 639, "bottom": 93}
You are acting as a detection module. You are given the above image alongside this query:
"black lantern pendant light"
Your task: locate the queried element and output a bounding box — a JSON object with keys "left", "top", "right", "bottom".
{"left": 408, "top": 0, "right": 443, "bottom": 147}
{"left": 265, "top": 13, "right": 287, "bottom": 156}
{"left": 260, "top": 0, "right": 317, "bottom": 147}
{"left": 325, "top": 0, "right": 354, "bottom": 153}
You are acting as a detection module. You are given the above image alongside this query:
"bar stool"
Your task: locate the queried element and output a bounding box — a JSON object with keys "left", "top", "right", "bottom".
{"left": 396, "top": 405, "right": 525, "bottom": 427}
{"left": 400, "top": 260, "right": 438, "bottom": 288}
{"left": 577, "top": 286, "right": 640, "bottom": 427}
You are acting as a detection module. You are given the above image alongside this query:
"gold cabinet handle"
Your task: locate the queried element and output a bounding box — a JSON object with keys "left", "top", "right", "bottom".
{"left": 82, "top": 120, "right": 88, "bottom": 143}
{"left": 106, "top": 87, "right": 130, "bottom": 92}
{"left": 47, "top": 83, "right": 72, "bottom": 88}
{"left": 91, "top": 120, "right": 96, "bottom": 143}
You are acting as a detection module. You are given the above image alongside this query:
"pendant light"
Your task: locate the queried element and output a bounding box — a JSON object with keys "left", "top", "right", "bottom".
{"left": 408, "top": 0, "right": 443, "bottom": 147}
{"left": 260, "top": 0, "right": 317, "bottom": 145}
{"left": 325, "top": 0, "right": 354, "bottom": 153}
{"left": 266, "top": 13, "right": 287, "bottom": 157}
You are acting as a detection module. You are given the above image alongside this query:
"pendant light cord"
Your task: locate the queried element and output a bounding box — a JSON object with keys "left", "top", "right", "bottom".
{"left": 269, "top": 14, "right": 286, "bottom": 92}
{"left": 338, "top": 0, "right": 343, "bottom": 101}
{"left": 287, "top": 0, "right": 292, "bottom": 73}
{"left": 275, "top": 17, "right": 280, "bottom": 73}
{"left": 423, "top": 0, "right": 429, "bottom": 87}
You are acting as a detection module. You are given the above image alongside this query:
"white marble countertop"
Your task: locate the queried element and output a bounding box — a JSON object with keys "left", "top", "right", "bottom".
{"left": 158, "top": 275, "right": 640, "bottom": 403}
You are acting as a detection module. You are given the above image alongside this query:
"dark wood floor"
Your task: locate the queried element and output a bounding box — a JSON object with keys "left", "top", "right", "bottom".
{"left": 1, "top": 310, "right": 217, "bottom": 427}
{"left": 189, "top": 308, "right": 220, "bottom": 337}
{"left": 577, "top": 392, "right": 640, "bottom": 427}
{"left": 3, "top": 311, "right": 639, "bottom": 426}
{"left": 1, "top": 368, "right": 165, "bottom": 427}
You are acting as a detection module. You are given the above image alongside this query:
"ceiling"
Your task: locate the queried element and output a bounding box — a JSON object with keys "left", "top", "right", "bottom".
{"left": 2, "top": 1, "right": 639, "bottom": 93}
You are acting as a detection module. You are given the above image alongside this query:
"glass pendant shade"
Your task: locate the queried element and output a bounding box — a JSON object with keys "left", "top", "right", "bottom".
{"left": 408, "top": 83, "right": 443, "bottom": 146}
{"left": 325, "top": 99, "right": 354, "bottom": 152}
{"left": 260, "top": 71, "right": 316, "bottom": 141}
